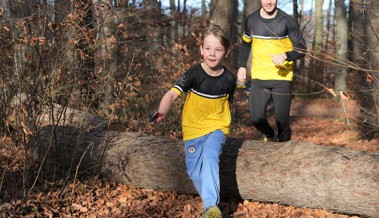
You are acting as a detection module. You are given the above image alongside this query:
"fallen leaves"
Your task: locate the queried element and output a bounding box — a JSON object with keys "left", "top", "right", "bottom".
{"left": 0, "top": 176, "right": 356, "bottom": 218}
{"left": 0, "top": 99, "right": 377, "bottom": 217}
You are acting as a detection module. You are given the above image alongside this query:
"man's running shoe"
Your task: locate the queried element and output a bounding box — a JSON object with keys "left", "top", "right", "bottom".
{"left": 201, "top": 206, "right": 222, "bottom": 218}
{"left": 263, "top": 135, "right": 277, "bottom": 142}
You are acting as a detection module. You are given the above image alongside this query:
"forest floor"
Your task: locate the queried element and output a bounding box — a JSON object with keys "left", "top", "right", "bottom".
{"left": 0, "top": 96, "right": 378, "bottom": 217}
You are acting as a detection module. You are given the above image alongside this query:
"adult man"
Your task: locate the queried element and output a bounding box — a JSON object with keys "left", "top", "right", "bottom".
{"left": 237, "top": 0, "right": 307, "bottom": 142}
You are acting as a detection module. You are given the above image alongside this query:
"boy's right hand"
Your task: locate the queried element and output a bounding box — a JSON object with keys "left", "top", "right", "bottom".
{"left": 150, "top": 112, "right": 164, "bottom": 123}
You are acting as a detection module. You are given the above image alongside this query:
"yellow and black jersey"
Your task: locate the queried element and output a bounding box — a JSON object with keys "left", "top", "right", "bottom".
{"left": 238, "top": 9, "right": 306, "bottom": 81}
{"left": 171, "top": 63, "right": 235, "bottom": 141}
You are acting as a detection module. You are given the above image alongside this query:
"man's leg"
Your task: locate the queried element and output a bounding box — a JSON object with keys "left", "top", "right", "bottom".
{"left": 249, "top": 81, "right": 275, "bottom": 139}
{"left": 272, "top": 81, "right": 292, "bottom": 142}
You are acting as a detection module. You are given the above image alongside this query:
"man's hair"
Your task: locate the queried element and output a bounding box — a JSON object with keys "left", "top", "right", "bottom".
{"left": 201, "top": 23, "right": 231, "bottom": 51}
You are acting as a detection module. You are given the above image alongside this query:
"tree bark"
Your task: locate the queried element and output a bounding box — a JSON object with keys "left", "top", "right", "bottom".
{"left": 349, "top": 0, "right": 377, "bottom": 140}
{"left": 309, "top": 0, "right": 325, "bottom": 94}
{"left": 334, "top": 0, "right": 348, "bottom": 95}
{"left": 34, "top": 124, "right": 379, "bottom": 217}
{"left": 92, "top": 0, "right": 120, "bottom": 117}
{"left": 210, "top": 0, "right": 238, "bottom": 69}
{"left": 244, "top": 0, "right": 260, "bottom": 17}
{"left": 241, "top": 0, "right": 261, "bottom": 76}
{"left": 210, "top": 0, "right": 237, "bottom": 32}
{"left": 314, "top": 0, "right": 324, "bottom": 52}
{"left": 363, "top": 1, "right": 379, "bottom": 137}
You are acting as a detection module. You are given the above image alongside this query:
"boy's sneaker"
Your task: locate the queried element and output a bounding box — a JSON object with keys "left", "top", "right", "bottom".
{"left": 201, "top": 206, "right": 222, "bottom": 218}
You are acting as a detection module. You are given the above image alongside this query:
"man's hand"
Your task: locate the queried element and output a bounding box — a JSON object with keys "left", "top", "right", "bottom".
{"left": 237, "top": 67, "right": 247, "bottom": 83}
{"left": 270, "top": 53, "right": 287, "bottom": 66}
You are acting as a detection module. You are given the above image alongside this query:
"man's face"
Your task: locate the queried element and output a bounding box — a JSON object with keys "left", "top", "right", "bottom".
{"left": 261, "top": 0, "right": 278, "bottom": 15}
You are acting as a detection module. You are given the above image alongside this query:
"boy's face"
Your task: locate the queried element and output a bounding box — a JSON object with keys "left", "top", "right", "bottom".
{"left": 200, "top": 34, "right": 229, "bottom": 70}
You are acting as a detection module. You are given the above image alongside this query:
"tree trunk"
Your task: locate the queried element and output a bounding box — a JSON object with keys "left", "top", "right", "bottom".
{"left": 92, "top": 0, "right": 117, "bottom": 117}
{"left": 363, "top": 1, "right": 379, "bottom": 138}
{"left": 210, "top": 0, "right": 238, "bottom": 69}
{"left": 201, "top": 0, "right": 206, "bottom": 18}
{"left": 234, "top": 141, "right": 378, "bottom": 218}
{"left": 210, "top": 0, "right": 236, "bottom": 31}
{"left": 349, "top": 0, "right": 376, "bottom": 140}
{"left": 323, "top": 0, "right": 333, "bottom": 88}
{"left": 310, "top": 0, "right": 325, "bottom": 93}
{"left": 297, "top": 0, "right": 306, "bottom": 79}
{"left": 9, "top": 0, "right": 29, "bottom": 80}
{"left": 240, "top": 0, "right": 261, "bottom": 77}
{"left": 349, "top": 0, "right": 365, "bottom": 66}
{"left": 314, "top": 0, "right": 324, "bottom": 51}
{"left": 34, "top": 124, "right": 379, "bottom": 217}
{"left": 142, "top": 0, "right": 164, "bottom": 69}
{"left": 334, "top": 0, "right": 348, "bottom": 95}
{"left": 291, "top": 0, "right": 299, "bottom": 81}
{"left": 244, "top": 0, "right": 260, "bottom": 17}
{"left": 292, "top": 0, "right": 299, "bottom": 23}
{"left": 169, "top": 0, "right": 177, "bottom": 46}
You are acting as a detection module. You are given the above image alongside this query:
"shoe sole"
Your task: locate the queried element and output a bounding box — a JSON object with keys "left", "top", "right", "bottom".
{"left": 202, "top": 207, "right": 222, "bottom": 218}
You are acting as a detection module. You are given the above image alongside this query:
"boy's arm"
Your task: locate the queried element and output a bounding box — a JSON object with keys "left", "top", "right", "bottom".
{"left": 153, "top": 89, "right": 180, "bottom": 122}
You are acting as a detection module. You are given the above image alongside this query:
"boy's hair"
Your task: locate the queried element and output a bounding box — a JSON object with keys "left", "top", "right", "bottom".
{"left": 201, "top": 23, "right": 231, "bottom": 51}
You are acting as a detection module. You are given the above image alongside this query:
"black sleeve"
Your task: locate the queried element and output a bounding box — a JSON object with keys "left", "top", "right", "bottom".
{"left": 237, "top": 40, "right": 251, "bottom": 68}
{"left": 173, "top": 66, "right": 196, "bottom": 93}
{"left": 285, "top": 18, "right": 307, "bottom": 61}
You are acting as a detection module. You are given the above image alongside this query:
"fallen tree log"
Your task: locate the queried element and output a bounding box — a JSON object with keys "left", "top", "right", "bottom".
{"left": 34, "top": 126, "right": 379, "bottom": 217}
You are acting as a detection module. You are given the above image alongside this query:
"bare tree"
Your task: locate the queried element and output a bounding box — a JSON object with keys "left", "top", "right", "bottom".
{"left": 240, "top": 0, "right": 261, "bottom": 75}
{"left": 349, "top": 0, "right": 365, "bottom": 68}
{"left": 169, "top": 0, "right": 177, "bottom": 45}
{"left": 309, "top": 0, "right": 325, "bottom": 93}
{"left": 92, "top": 0, "right": 119, "bottom": 117}
{"left": 0, "top": 0, "right": 11, "bottom": 134}
{"left": 209, "top": 0, "right": 238, "bottom": 68}
{"left": 210, "top": 0, "right": 236, "bottom": 31}
{"left": 334, "top": 0, "right": 348, "bottom": 95}
{"left": 9, "top": 0, "right": 30, "bottom": 80}
{"left": 202, "top": 0, "right": 206, "bottom": 18}
{"left": 296, "top": 0, "right": 307, "bottom": 77}
{"left": 325, "top": 0, "right": 333, "bottom": 52}
{"left": 314, "top": 0, "right": 324, "bottom": 52}
{"left": 362, "top": 0, "right": 379, "bottom": 138}
{"left": 292, "top": 0, "right": 299, "bottom": 22}
{"left": 244, "top": 0, "right": 261, "bottom": 17}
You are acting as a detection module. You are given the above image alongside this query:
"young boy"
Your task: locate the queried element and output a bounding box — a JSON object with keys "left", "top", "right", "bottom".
{"left": 151, "top": 23, "right": 235, "bottom": 218}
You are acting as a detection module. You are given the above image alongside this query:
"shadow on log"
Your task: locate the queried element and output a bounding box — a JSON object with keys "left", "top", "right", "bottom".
{"left": 33, "top": 125, "right": 379, "bottom": 217}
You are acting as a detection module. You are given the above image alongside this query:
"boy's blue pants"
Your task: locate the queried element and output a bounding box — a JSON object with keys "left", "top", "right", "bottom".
{"left": 184, "top": 130, "right": 225, "bottom": 209}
